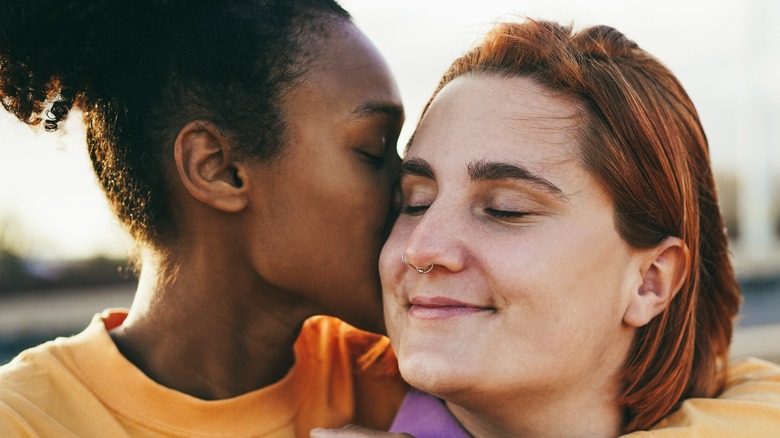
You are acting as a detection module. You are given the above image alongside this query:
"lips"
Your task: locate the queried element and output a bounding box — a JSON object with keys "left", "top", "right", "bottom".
{"left": 408, "top": 296, "right": 495, "bottom": 320}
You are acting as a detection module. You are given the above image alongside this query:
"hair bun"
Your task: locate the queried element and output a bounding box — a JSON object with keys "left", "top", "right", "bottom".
{"left": 0, "top": 0, "right": 180, "bottom": 130}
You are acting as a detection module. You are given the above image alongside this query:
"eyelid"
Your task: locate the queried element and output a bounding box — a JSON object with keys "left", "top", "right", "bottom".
{"left": 355, "top": 134, "right": 390, "bottom": 167}
{"left": 358, "top": 151, "right": 385, "bottom": 168}
{"left": 401, "top": 205, "right": 429, "bottom": 215}
{"left": 362, "top": 135, "right": 386, "bottom": 155}
{"left": 399, "top": 181, "right": 436, "bottom": 216}
{"left": 485, "top": 208, "right": 531, "bottom": 219}
{"left": 402, "top": 192, "right": 434, "bottom": 209}
{"left": 363, "top": 152, "right": 384, "bottom": 161}
{"left": 399, "top": 173, "right": 435, "bottom": 195}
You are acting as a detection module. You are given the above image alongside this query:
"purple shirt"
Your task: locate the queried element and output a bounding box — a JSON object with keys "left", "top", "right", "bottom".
{"left": 389, "top": 388, "right": 471, "bottom": 437}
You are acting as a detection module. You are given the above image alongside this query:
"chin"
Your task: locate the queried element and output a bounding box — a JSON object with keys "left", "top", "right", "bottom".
{"left": 397, "top": 349, "right": 479, "bottom": 399}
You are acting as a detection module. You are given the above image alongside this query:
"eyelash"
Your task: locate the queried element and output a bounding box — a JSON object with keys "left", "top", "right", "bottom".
{"left": 401, "top": 205, "right": 428, "bottom": 215}
{"left": 485, "top": 208, "right": 530, "bottom": 219}
{"left": 359, "top": 151, "right": 385, "bottom": 167}
{"left": 401, "top": 205, "right": 530, "bottom": 220}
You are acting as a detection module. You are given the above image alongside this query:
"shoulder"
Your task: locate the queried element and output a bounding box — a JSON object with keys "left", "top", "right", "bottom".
{"left": 0, "top": 312, "right": 121, "bottom": 434}
{"left": 296, "top": 316, "right": 408, "bottom": 430}
{"left": 723, "top": 356, "right": 780, "bottom": 395}
{"left": 299, "top": 316, "right": 399, "bottom": 376}
{"left": 0, "top": 338, "right": 69, "bottom": 396}
{"left": 623, "top": 357, "right": 780, "bottom": 437}
{"left": 0, "top": 339, "right": 73, "bottom": 434}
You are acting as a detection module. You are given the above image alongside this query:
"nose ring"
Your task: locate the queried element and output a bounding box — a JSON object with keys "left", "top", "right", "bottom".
{"left": 402, "top": 252, "right": 434, "bottom": 274}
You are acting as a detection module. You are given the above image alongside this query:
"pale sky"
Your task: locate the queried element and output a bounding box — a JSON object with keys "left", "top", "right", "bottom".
{"left": 1, "top": 0, "right": 777, "bottom": 260}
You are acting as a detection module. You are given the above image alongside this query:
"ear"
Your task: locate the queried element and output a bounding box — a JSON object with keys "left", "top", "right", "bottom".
{"left": 174, "top": 120, "right": 248, "bottom": 212}
{"left": 623, "top": 236, "right": 690, "bottom": 328}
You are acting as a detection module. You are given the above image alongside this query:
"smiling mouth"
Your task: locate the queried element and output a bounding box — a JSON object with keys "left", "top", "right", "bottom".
{"left": 408, "top": 296, "right": 495, "bottom": 320}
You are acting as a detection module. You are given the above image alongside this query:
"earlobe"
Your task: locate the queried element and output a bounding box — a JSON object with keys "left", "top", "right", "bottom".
{"left": 174, "top": 121, "right": 248, "bottom": 213}
{"left": 623, "top": 237, "right": 690, "bottom": 327}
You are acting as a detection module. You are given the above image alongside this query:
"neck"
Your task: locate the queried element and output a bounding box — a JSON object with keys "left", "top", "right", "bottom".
{"left": 110, "top": 247, "right": 322, "bottom": 400}
{"left": 446, "top": 373, "right": 625, "bottom": 438}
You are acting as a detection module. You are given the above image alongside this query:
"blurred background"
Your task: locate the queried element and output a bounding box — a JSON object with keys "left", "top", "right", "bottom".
{"left": 1, "top": 0, "right": 778, "bottom": 364}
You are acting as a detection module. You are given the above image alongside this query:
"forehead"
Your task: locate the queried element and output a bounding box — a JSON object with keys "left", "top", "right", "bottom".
{"left": 278, "top": 19, "right": 403, "bottom": 151}
{"left": 410, "top": 75, "right": 581, "bottom": 165}
{"left": 299, "top": 20, "right": 401, "bottom": 109}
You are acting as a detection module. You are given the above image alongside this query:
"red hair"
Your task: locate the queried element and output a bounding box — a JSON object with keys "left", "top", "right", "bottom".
{"left": 415, "top": 19, "right": 741, "bottom": 431}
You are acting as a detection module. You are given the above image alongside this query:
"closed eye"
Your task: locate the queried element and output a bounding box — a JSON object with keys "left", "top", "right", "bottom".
{"left": 358, "top": 151, "right": 385, "bottom": 167}
{"left": 486, "top": 208, "right": 530, "bottom": 219}
{"left": 401, "top": 205, "right": 429, "bottom": 215}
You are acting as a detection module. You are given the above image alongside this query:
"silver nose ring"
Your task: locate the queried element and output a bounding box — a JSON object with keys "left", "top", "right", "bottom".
{"left": 402, "top": 252, "right": 434, "bottom": 274}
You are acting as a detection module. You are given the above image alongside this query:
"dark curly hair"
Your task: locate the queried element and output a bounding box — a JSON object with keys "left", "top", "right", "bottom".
{"left": 0, "top": 0, "right": 350, "bottom": 248}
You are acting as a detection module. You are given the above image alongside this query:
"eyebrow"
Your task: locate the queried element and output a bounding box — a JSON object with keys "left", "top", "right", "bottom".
{"left": 468, "top": 160, "right": 567, "bottom": 199}
{"left": 352, "top": 101, "right": 404, "bottom": 119}
{"left": 400, "top": 157, "right": 436, "bottom": 180}
{"left": 400, "top": 157, "right": 566, "bottom": 200}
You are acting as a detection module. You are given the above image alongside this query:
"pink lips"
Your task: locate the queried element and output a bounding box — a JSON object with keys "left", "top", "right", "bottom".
{"left": 408, "top": 296, "right": 494, "bottom": 320}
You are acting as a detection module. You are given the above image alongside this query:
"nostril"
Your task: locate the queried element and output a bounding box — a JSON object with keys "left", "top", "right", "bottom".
{"left": 402, "top": 251, "right": 435, "bottom": 274}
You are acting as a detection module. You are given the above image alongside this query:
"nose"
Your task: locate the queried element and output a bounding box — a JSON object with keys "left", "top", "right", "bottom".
{"left": 402, "top": 251, "right": 434, "bottom": 274}
{"left": 401, "top": 200, "right": 468, "bottom": 274}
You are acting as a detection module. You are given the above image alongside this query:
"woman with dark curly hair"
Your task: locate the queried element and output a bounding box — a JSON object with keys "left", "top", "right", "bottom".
{"left": 0, "top": 0, "right": 407, "bottom": 435}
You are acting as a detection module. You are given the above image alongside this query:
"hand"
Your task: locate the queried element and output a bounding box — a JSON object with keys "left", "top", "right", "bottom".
{"left": 310, "top": 425, "right": 413, "bottom": 437}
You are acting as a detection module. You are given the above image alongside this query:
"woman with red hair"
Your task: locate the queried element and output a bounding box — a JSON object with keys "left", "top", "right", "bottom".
{"left": 372, "top": 19, "right": 780, "bottom": 437}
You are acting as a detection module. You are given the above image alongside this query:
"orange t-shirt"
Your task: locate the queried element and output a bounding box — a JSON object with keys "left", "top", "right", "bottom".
{"left": 624, "top": 357, "right": 780, "bottom": 437}
{"left": 0, "top": 310, "right": 407, "bottom": 437}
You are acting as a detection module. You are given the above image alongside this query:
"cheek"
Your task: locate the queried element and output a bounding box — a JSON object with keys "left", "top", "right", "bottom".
{"left": 379, "top": 230, "right": 406, "bottom": 303}
{"left": 378, "top": 243, "right": 396, "bottom": 285}
{"left": 380, "top": 218, "right": 415, "bottom": 275}
{"left": 351, "top": 179, "right": 395, "bottom": 232}
{"left": 491, "top": 224, "right": 630, "bottom": 339}
{"left": 379, "top": 223, "right": 413, "bottom": 334}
